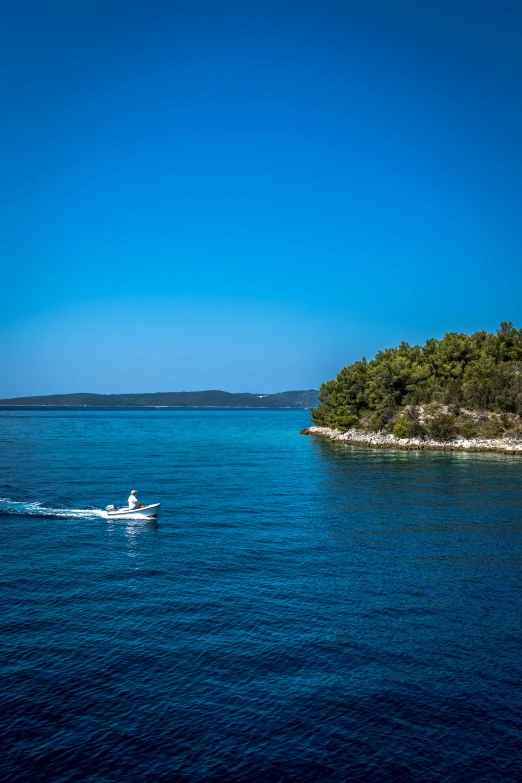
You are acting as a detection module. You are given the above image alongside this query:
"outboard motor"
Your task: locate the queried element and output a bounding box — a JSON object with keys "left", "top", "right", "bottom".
{"left": 105, "top": 504, "right": 117, "bottom": 512}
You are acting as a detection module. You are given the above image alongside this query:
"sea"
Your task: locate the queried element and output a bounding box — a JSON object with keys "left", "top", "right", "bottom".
{"left": 1, "top": 407, "right": 521, "bottom": 782}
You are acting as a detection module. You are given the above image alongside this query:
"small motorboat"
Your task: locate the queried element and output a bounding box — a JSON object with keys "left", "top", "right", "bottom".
{"left": 105, "top": 503, "right": 160, "bottom": 519}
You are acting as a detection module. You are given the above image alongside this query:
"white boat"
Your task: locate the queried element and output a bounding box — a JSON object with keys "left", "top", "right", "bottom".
{"left": 105, "top": 503, "right": 160, "bottom": 519}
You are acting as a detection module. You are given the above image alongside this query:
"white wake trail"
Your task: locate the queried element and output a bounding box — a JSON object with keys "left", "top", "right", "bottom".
{"left": 0, "top": 498, "right": 108, "bottom": 519}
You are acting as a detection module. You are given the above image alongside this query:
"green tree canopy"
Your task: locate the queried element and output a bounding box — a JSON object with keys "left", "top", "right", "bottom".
{"left": 312, "top": 323, "right": 522, "bottom": 430}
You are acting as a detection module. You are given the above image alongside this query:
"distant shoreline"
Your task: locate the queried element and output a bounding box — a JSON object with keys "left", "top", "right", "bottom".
{"left": 0, "top": 405, "right": 311, "bottom": 410}
{"left": 301, "top": 425, "right": 522, "bottom": 454}
{"left": 0, "top": 389, "right": 319, "bottom": 409}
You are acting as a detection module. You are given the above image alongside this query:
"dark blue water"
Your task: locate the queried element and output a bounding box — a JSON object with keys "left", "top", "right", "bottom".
{"left": 1, "top": 408, "right": 521, "bottom": 782}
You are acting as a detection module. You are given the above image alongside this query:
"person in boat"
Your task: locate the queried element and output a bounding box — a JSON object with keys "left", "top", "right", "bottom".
{"left": 128, "top": 490, "right": 145, "bottom": 510}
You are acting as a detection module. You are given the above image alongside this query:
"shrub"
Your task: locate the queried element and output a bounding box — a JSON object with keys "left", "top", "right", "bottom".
{"left": 405, "top": 405, "right": 420, "bottom": 422}
{"left": 500, "top": 412, "right": 512, "bottom": 429}
{"left": 482, "top": 420, "right": 504, "bottom": 438}
{"left": 495, "top": 395, "right": 516, "bottom": 413}
{"left": 393, "top": 416, "right": 409, "bottom": 437}
{"left": 368, "top": 406, "right": 397, "bottom": 432}
{"left": 368, "top": 414, "right": 386, "bottom": 432}
{"left": 427, "top": 413, "right": 457, "bottom": 441}
{"left": 460, "top": 418, "right": 478, "bottom": 438}
{"left": 333, "top": 407, "right": 359, "bottom": 431}
{"left": 406, "top": 420, "right": 427, "bottom": 439}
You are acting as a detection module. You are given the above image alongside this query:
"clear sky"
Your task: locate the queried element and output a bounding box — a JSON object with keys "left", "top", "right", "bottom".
{"left": 2, "top": 0, "right": 521, "bottom": 397}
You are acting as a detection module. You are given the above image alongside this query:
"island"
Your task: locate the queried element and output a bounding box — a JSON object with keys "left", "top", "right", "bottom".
{"left": 0, "top": 389, "right": 319, "bottom": 409}
{"left": 302, "top": 322, "right": 522, "bottom": 454}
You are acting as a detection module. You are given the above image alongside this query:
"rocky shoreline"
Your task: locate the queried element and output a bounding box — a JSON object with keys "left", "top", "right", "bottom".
{"left": 301, "top": 426, "right": 522, "bottom": 454}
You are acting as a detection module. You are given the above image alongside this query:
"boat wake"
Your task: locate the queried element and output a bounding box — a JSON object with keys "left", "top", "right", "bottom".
{"left": 0, "top": 498, "right": 108, "bottom": 520}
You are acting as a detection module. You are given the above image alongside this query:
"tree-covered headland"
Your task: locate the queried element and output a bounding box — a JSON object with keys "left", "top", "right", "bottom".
{"left": 311, "top": 323, "right": 522, "bottom": 440}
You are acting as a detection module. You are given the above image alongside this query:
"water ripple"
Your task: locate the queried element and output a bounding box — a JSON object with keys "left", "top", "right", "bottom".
{"left": 1, "top": 409, "right": 521, "bottom": 782}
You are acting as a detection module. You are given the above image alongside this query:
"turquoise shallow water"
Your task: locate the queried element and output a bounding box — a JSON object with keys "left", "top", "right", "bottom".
{"left": 1, "top": 408, "right": 521, "bottom": 782}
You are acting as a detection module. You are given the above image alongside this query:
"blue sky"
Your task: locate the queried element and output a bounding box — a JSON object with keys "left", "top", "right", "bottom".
{"left": 2, "top": 0, "right": 521, "bottom": 397}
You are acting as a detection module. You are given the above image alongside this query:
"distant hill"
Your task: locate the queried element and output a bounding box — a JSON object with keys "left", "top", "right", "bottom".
{"left": 0, "top": 390, "right": 319, "bottom": 408}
